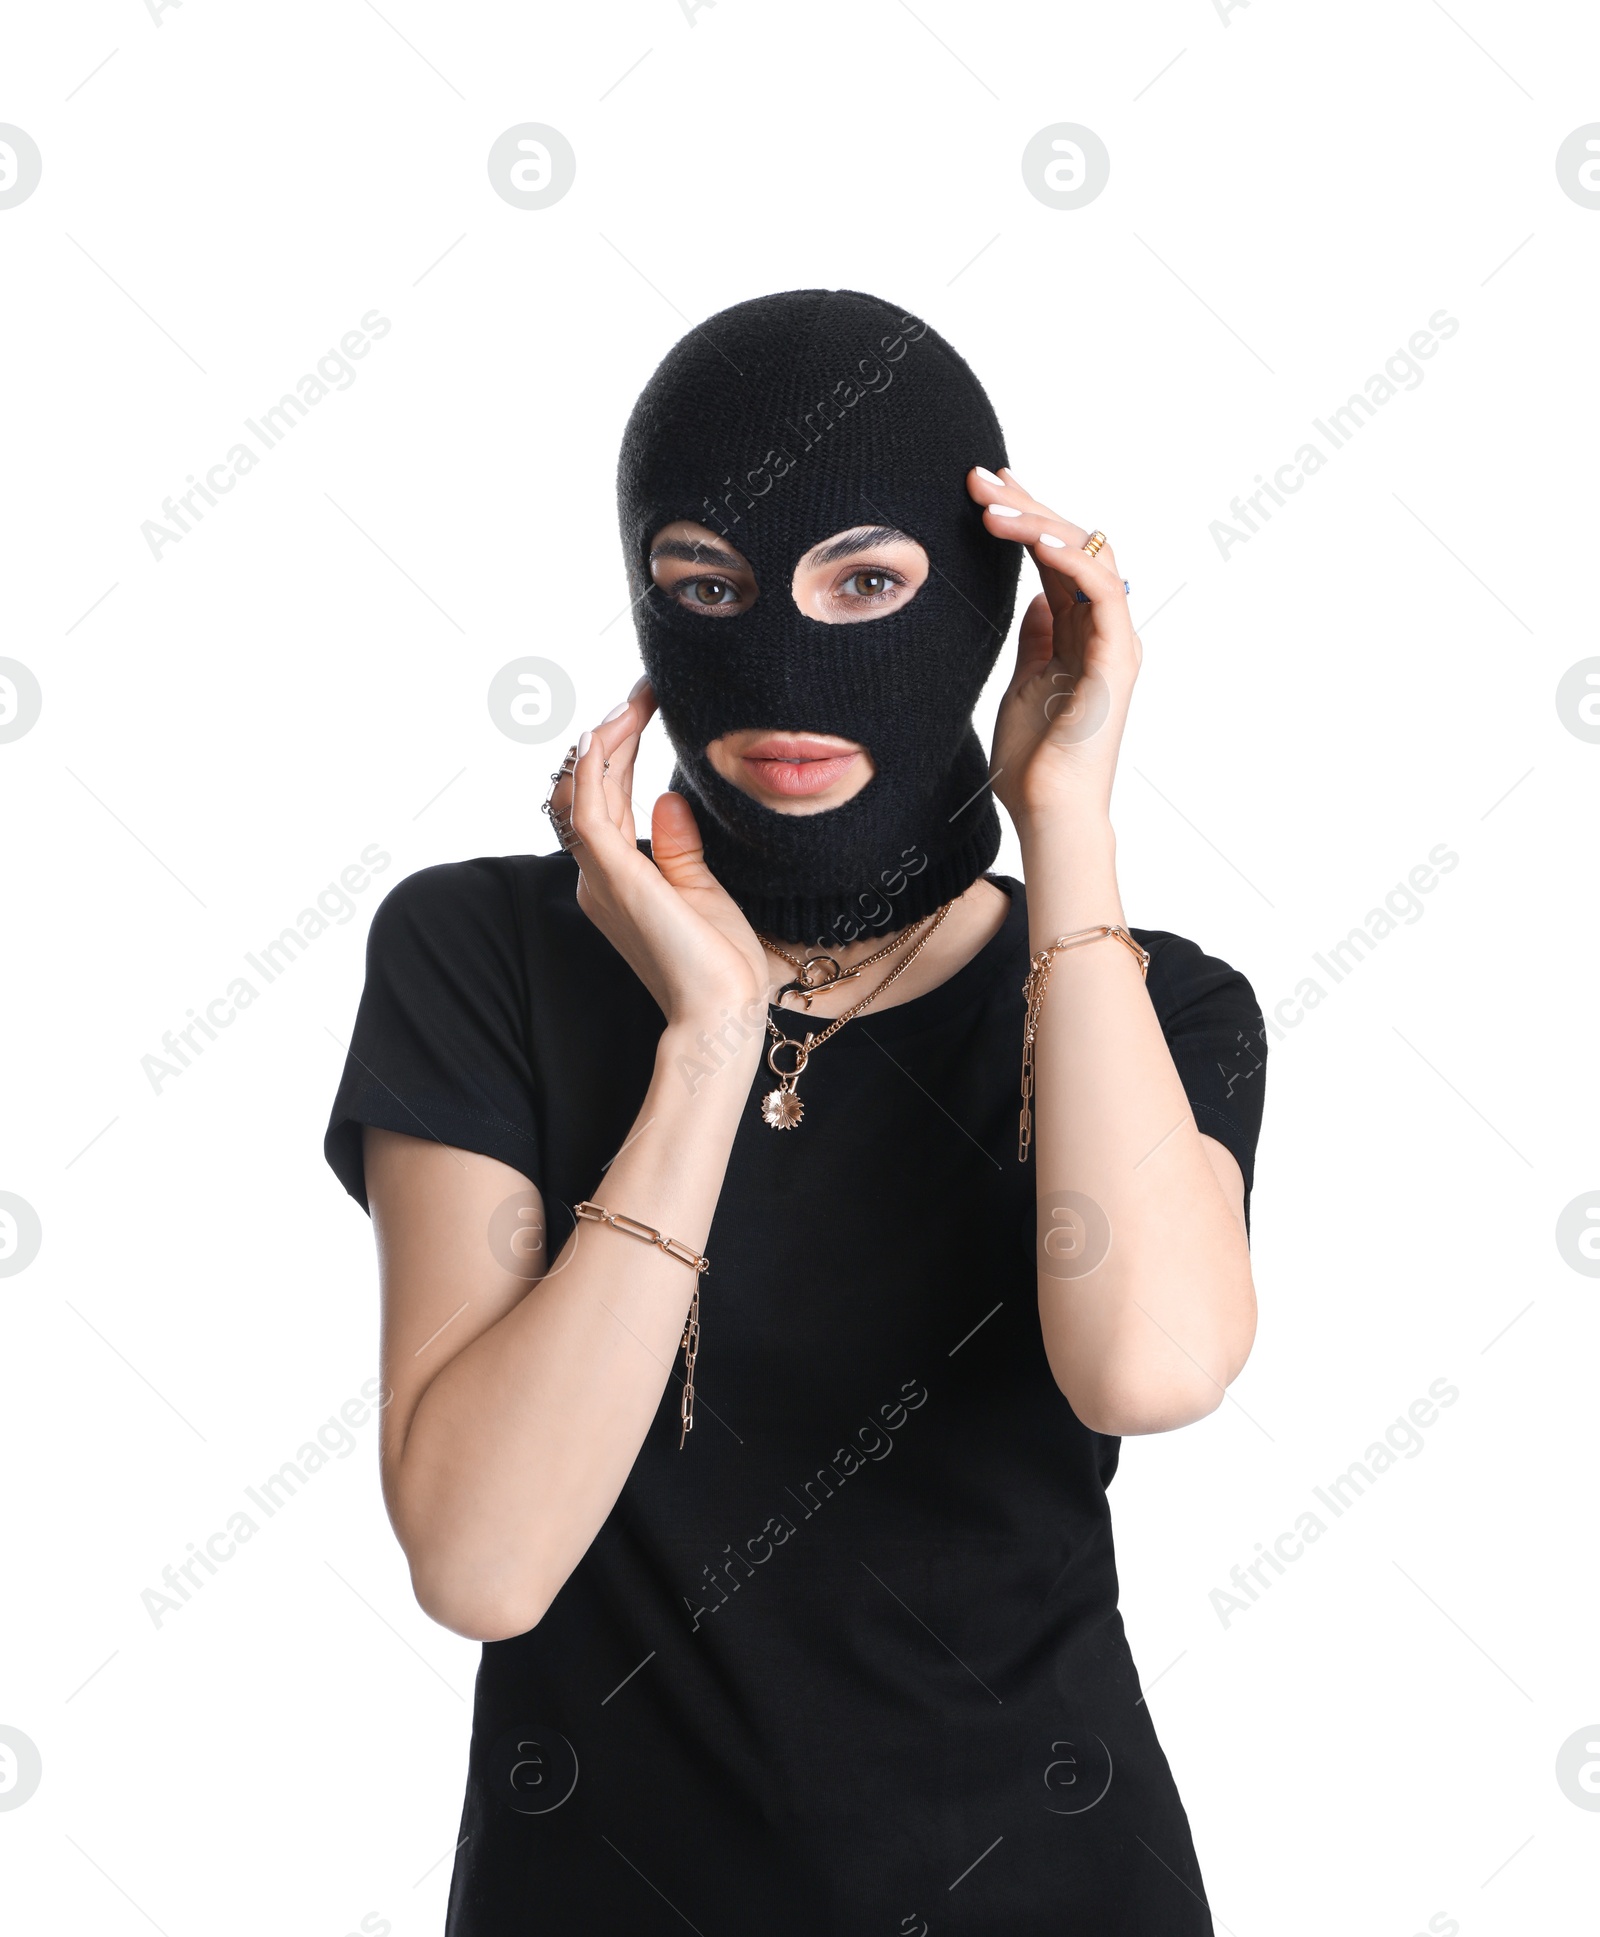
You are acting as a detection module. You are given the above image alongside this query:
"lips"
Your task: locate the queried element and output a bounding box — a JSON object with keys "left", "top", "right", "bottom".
{"left": 739, "top": 734, "right": 863, "bottom": 798}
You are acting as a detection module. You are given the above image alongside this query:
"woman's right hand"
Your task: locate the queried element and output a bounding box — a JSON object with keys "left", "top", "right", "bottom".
{"left": 550, "top": 679, "right": 772, "bottom": 1033}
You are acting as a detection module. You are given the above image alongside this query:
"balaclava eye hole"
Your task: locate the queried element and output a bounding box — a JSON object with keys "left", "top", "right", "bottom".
{"left": 617, "top": 288, "right": 1021, "bottom": 946}
{"left": 645, "top": 528, "right": 761, "bottom": 618}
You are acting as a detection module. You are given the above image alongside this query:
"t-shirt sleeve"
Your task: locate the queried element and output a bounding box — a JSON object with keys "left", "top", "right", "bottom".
{"left": 323, "top": 859, "right": 541, "bottom": 1214}
{"left": 1136, "top": 928, "right": 1267, "bottom": 1214}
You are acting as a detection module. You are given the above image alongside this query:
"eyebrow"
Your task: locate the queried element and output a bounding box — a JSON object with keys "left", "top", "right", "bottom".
{"left": 648, "top": 539, "right": 750, "bottom": 572}
{"left": 805, "top": 525, "right": 915, "bottom": 568}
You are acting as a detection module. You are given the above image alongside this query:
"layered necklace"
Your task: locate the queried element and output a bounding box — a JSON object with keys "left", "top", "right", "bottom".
{"left": 754, "top": 900, "right": 956, "bottom": 1129}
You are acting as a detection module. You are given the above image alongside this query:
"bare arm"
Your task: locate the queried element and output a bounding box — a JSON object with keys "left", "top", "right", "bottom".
{"left": 1019, "top": 818, "right": 1256, "bottom": 1437}
{"left": 973, "top": 464, "right": 1258, "bottom": 1438}
{"left": 368, "top": 1019, "right": 755, "bottom": 1641}
{"left": 367, "top": 689, "right": 766, "bottom": 1641}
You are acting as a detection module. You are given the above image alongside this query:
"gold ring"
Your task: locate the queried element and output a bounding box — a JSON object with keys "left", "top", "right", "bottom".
{"left": 1082, "top": 530, "right": 1108, "bottom": 558}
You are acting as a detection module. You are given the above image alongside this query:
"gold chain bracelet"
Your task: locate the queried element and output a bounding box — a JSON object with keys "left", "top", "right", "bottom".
{"left": 574, "top": 1200, "right": 709, "bottom": 1448}
{"left": 1017, "top": 926, "right": 1150, "bottom": 1163}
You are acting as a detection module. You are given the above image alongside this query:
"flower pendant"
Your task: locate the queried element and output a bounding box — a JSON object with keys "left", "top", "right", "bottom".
{"left": 761, "top": 1087, "right": 804, "bottom": 1129}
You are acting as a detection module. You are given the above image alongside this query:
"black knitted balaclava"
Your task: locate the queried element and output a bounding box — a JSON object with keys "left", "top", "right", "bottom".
{"left": 617, "top": 289, "right": 1021, "bottom": 945}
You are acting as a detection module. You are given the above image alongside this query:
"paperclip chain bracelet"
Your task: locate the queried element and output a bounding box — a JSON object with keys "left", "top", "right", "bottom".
{"left": 1017, "top": 925, "right": 1151, "bottom": 1163}
{"left": 573, "top": 1200, "right": 709, "bottom": 1448}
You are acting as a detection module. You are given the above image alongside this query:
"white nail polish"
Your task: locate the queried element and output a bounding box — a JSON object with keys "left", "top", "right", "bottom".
{"left": 628, "top": 673, "right": 650, "bottom": 699}
{"left": 1038, "top": 533, "right": 1067, "bottom": 549}
{"left": 974, "top": 466, "right": 1004, "bottom": 486}
{"left": 601, "top": 700, "right": 629, "bottom": 723}
{"left": 577, "top": 729, "right": 592, "bottom": 757}
{"left": 988, "top": 504, "right": 1022, "bottom": 519}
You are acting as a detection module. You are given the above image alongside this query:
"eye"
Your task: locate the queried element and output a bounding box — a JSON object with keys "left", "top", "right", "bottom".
{"left": 676, "top": 576, "right": 742, "bottom": 610}
{"left": 836, "top": 567, "right": 905, "bottom": 602}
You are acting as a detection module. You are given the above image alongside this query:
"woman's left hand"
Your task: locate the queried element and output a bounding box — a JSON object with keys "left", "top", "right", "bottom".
{"left": 968, "top": 466, "right": 1141, "bottom": 828}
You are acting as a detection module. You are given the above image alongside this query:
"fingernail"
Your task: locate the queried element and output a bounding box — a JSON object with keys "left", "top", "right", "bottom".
{"left": 577, "top": 728, "right": 592, "bottom": 757}
{"left": 601, "top": 700, "right": 629, "bottom": 723}
{"left": 1038, "top": 533, "right": 1067, "bottom": 549}
{"left": 628, "top": 673, "right": 650, "bottom": 699}
{"left": 974, "top": 466, "right": 1004, "bottom": 487}
{"left": 988, "top": 504, "right": 1022, "bottom": 519}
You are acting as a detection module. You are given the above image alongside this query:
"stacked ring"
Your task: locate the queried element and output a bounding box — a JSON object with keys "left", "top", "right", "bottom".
{"left": 1070, "top": 528, "right": 1120, "bottom": 601}
{"left": 542, "top": 746, "right": 582, "bottom": 852}
{"left": 541, "top": 744, "right": 615, "bottom": 852}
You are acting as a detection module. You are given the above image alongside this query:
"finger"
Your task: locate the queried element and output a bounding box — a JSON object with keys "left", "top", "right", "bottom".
{"left": 568, "top": 726, "right": 633, "bottom": 869}
{"left": 602, "top": 680, "right": 658, "bottom": 824}
{"left": 1032, "top": 532, "right": 1124, "bottom": 601}
{"left": 970, "top": 467, "right": 1128, "bottom": 617}
{"left": 978, "top": 467, "right": 1092, "bottom": 549}
{"left": 572, "top": 681, "right": 659, "bottom": 831}
{"left": 999, "top": 470, "right": 1122, "bottom": 579}
{"left": 1037, "top": 550, "right": 1127, "bottom": 622}
{"left": 650, "top": 792, "right": 721, "bottom": 897}
{"left": 543, "top": 741, "right": 580, "bottom": 852}
{"left": 590, "top": 683, "right": 654, "bottom": 773}
{"left": 1012, "top": 592, "right": 1056, "bottom": 686}
{"left": 974, "top": 479, "right": 1111, "bottom": 595}
{"left": 982, "top": 502, "right": 1102, "bottom": 567}
{"left": 968, "top": 464, "right": 1086, "bottom": 540}
{"left": 1074, "top": 530, "right": 1118, "bottom": 579}
{"left": 967, "top": 463, "right": 1015, "bottom": 505}
{"left": 997, "top": 470, "right": 1123, "bottom": 582}
{"left": 1010, "top": 590, "right": 1087, "bottom": 700}
{"left": 985, "top": 511, "right": 1127, "bottom": 609}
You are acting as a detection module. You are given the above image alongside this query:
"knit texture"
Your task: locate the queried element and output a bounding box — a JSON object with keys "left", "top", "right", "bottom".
{"left": 616, "top": 289, "right": 1020, "bottom": 944}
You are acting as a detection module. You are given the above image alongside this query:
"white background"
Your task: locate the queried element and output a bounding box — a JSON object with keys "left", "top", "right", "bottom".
{"left": 2, "top": 2, "right": 1596, "bottom": 1933}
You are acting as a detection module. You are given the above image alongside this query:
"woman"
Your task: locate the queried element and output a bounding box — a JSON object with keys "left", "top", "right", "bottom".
{"left": 325, "top": 289, "right": 1266, "bottom": 1934}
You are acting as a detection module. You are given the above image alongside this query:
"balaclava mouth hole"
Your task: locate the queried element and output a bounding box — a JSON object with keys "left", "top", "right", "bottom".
{"left": 617, "top": 288, "right": 1021, "bottom": 947}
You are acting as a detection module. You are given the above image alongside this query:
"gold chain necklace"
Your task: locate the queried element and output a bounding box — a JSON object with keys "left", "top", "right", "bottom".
{"left": 761, "top": 920, "right": 925, "bottom": 1010}
{"left": 755, "top": 901, "right": 956, "bottom": 1129}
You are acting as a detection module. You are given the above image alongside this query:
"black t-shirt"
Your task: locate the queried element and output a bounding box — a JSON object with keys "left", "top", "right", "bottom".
{"left": 325, "top": 853, "right": 1266, "bottom": 1937}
